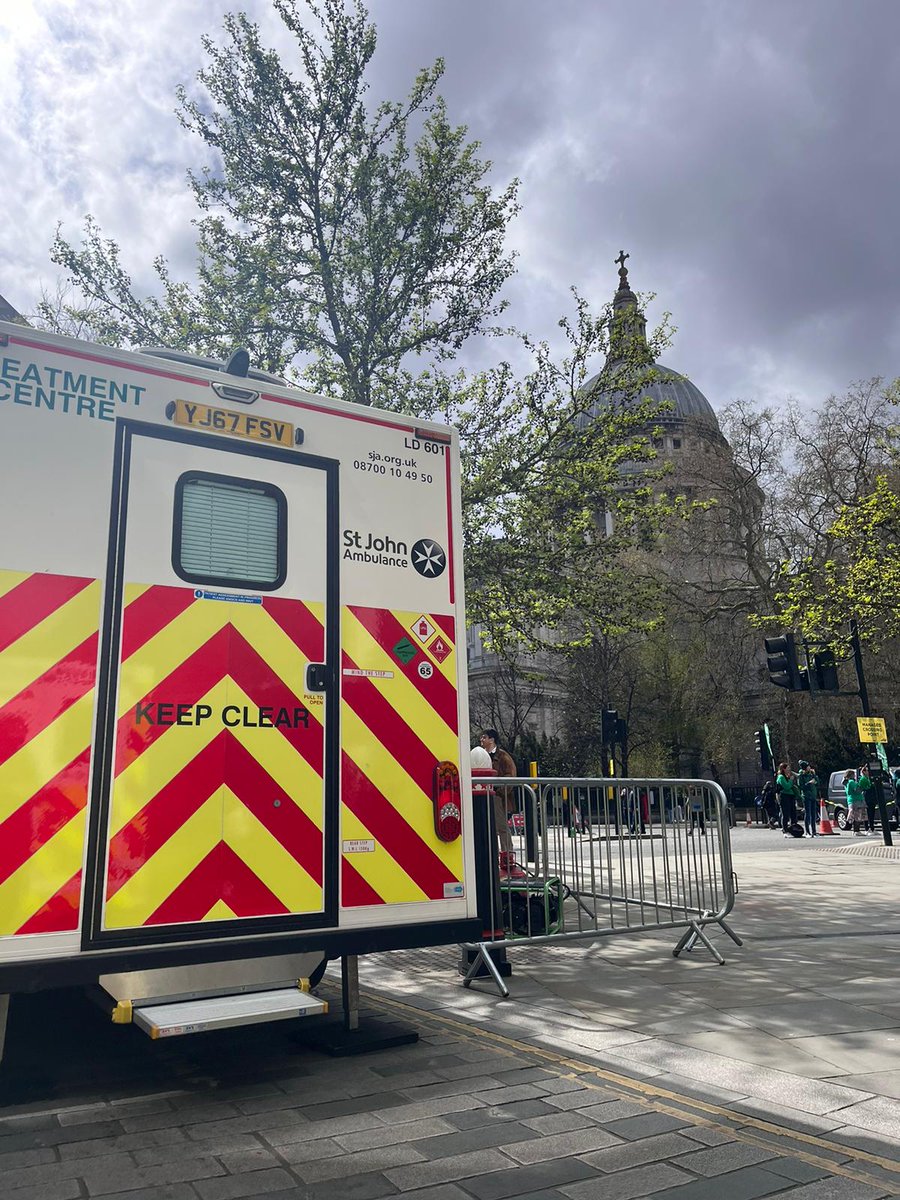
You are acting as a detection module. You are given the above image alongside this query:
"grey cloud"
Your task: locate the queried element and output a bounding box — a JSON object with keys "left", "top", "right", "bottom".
{"left": 2, "top": 0, "right": 898, "bottom": 409}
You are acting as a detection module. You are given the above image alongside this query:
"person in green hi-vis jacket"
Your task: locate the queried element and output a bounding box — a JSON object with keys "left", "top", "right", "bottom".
{"left": 797, "top": 760, "right": 819, "bottom": 838}
{"left": 844, "top": 770, "right": 869, "bottom": 835}
{"left": 857, "top": 764, "right": 876, "bottom": 834}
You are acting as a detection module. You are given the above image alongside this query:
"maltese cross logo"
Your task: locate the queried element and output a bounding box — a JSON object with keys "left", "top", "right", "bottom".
{"left": 411, "top": 539, "right": 446, "bottom": 578}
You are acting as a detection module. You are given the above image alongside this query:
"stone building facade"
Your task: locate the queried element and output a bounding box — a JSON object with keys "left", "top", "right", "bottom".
{"left": 467, "top": 258, "right": 765, "bottom": 782}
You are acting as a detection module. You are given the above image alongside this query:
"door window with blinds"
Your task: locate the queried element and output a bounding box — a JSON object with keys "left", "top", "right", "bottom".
{"left": 172, "top": 471, "right": 288, "bottom": 590}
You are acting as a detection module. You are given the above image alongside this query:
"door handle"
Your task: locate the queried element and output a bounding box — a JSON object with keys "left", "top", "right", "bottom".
{"left": 305, "top": 663, "right": 330, "bottom": 693}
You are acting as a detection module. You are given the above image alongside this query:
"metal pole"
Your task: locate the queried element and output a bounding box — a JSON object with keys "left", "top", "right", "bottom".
{"left": 526, "top": 764, "right": 538, "bottom": 864}
{"left": 458, "top": 787, "right": 511, "bottom": 980}
{"left": 850, "top": 621, "right": 892, "bottom": 846}
{"left": 804, "top": 639, "right": 818, "bottom": 702}
{"left": 850, "top": 621, "right": 870, "bottom": 716}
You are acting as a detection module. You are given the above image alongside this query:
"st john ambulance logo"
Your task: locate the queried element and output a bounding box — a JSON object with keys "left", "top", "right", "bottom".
{"left": 411, "top": 539, "right": 446, "bottom": 578}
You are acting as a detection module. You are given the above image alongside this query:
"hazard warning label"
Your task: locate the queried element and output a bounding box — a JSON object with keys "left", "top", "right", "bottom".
{"left": 392, "top": 637, "right": 419, "bottom": 664}
{"left": 429, "top": 636, "right": 452, "bottom": 664}
{"left": 410, "top": 615, "right": 436, "bottom": 644}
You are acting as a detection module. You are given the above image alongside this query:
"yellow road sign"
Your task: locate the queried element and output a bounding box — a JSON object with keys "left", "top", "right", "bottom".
{"left": 857, "top": 716, "right": 887, "bottom": 743}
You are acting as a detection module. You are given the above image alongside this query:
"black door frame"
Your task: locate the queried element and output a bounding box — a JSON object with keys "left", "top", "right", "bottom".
{"left": 82, "top": 418, "right": 340, "bottom": 950}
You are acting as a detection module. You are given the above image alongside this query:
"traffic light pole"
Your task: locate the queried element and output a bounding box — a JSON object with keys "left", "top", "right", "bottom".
{"left": 850, "top": 621, "right": 871, "bottom": 716}
{"left": 850, "top": 620, "right": 892, "bottom": 847}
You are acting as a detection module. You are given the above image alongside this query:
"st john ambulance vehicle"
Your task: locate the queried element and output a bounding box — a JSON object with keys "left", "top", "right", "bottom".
{"left": 0, "top": 320, "right": 477, "bottom": 1047}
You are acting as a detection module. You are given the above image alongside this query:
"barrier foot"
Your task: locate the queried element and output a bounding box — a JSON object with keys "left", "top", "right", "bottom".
{"left": 462, "top": 945, "right": 510, "bottom": 998}
{"left": 672, "top": 926, "right": 694, "bottom": 958}
{"left": 458, "top": 944, "right": 512, "bottom": 979}
{"left": 674, "top": 920, "right": 726, "bottom": 965}
{"left": 718, "top": 917, "right": 743, "bottom": 947}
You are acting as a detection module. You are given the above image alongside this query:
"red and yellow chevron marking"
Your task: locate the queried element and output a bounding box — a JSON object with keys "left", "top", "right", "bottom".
{"left": 340, "top": 606, "right": 462, "bottom": 908}
{"left": 0, "top": 570, "right": 102, "bottom": 936}
{"left": 103, "top": 584, "right": 326, "bottom": 929}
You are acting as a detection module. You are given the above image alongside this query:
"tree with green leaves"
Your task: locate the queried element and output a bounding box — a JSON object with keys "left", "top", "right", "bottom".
{"left": 772, "top": 473, "right": 900, "bottom": 651}
{"left": 730, "top": 377, "right": 900, "bottom": 649}
{"left": 39, "top": 0, "right": 687, "bottom": 652}
{"left": 41, "top": 0, "right": 518, "bottom": 406}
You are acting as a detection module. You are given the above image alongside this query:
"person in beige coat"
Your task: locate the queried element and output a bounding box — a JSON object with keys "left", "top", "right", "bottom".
{"left": 480, "top": 729, "right": 524, "bottom": 879}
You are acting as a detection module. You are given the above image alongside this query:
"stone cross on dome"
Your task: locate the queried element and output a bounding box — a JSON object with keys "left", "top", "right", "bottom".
{"left": 615, "top": 250, "right": 630, "bottom": 288}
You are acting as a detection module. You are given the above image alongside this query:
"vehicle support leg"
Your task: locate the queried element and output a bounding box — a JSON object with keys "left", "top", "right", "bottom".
{"left": 0, "top": 994, "right": 8, "bottom": 1067}
{"left": 292, "top": 954, "right": 417, "bottom": 1056}
{"left": 341, "top": 955, "right": 359, "bottom": 1032}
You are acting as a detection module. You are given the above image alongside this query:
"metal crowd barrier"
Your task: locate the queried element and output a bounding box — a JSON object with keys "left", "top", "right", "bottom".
{"left": 463, "top": 775, "right": 742, "bottom": 997}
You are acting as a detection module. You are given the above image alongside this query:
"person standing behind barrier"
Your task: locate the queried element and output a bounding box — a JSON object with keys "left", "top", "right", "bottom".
{"left": 797, "top": 760, "right": 819, "bottom": 838}
{"left": 480, "top": 729, "right": 524, "bottom": 877}
{"left": 688, "top": 788, "right": 705, "bottom": 836}
{"left": 639, "top": 787, "right": 650, "bottom": 834}
{"left": 775, "top": 762, "right": 801, "bottom": 836}
{"left": 626, "top": 788, "right": 639, "bottom": 835}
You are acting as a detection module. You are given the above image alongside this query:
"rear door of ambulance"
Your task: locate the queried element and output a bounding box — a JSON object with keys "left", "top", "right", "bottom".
{"left": 83, "top": 416, "right": 339, "bottom": 947}
{"left": 336, "top": 420, "right": 470, "bottom": 922}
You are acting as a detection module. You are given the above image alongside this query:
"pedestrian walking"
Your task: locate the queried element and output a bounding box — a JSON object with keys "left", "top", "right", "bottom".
{"left": 775, "top": 762, "right": 802, "bottom": 837}
{"left": 844, "top": 770, "right": 869, "bottom": 836}
{"left": 797, "top": 760, "right": 819, "bottom": 838}
{"left": 480, "top": 729, "right": 525, "bottom": 877}
{"left": 760, "top": 778, "right": 779, "bottom": 829}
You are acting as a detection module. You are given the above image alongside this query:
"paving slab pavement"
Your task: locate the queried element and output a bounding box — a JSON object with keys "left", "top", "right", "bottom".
{"left": 1, "top": 829, "right": 899, "bottom": 1198}
{"left": 2, "top": 982, "right": 900, "bottom": 1199}
{"left": 343, "top": 831, "right": 900, "bottom": 1185}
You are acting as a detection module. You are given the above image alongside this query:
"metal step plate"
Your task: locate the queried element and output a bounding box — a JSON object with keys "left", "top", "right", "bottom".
{"left": 133, "top": 988, "right": 328, "bottom": 1039}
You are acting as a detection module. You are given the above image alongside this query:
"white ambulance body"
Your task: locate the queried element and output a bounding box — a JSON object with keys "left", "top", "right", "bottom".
{"left": 0, "top": 320, "right": 478, "bottom": 1040}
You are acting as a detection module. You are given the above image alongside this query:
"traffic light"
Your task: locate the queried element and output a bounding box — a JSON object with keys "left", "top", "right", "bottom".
{"left": 814, "top": 649, "right": 839, "bottom": 692}
{"left": 601, "top": 709, "right": 618, "bottom": 745}
{"left": 615, "top": 716, "right": 628, "bottom": 746}
{"left": 764, "top": 632, "right": 807, "bottom": 691}
{"left": 754, "top": 728, "right": 773, "bottom": 772}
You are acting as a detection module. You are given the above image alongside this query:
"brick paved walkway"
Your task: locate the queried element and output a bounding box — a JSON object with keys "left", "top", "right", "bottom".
{"left": 1, "top": 980, "right": 899, "bottom": 1199}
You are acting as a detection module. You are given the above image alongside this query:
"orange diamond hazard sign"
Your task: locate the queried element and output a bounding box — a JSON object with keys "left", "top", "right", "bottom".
{"left": 430, "top": 635, "right": 452, "bottom": 664}
{"left": 410, "top": 615, "right": 436, "bottom": 644}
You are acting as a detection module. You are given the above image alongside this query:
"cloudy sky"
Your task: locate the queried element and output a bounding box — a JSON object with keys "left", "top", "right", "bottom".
{"left": 2, "top": 0, "right": 898, "bottom": 411}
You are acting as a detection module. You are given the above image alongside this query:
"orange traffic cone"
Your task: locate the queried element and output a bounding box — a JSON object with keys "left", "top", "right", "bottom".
{"left": 818, "top": 798, "right": 839, "bottom": 836}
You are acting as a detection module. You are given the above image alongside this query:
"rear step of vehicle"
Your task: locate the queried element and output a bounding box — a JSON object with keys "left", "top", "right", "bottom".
{"left": 96, "top": 951, "right": 328, "bottom": 1039}
{"left": 133, "top": 987, "right": 328, "bottom": 1038}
